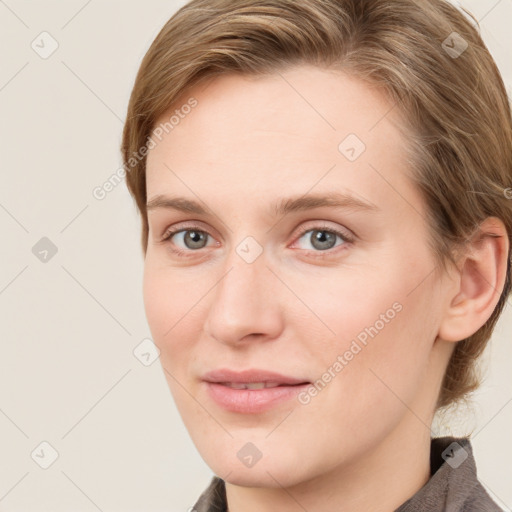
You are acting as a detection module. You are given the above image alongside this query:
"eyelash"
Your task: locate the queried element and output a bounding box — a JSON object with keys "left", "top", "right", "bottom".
{"left": 160, "top": 223, "right": 354, "bottom": 258}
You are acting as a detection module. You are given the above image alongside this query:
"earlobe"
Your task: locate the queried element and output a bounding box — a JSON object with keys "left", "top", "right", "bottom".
{"left": 438, "top": 217, "right": 509, "bottom": 343}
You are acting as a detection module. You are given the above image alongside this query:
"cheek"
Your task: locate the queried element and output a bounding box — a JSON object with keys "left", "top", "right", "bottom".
{"left": 300, "top": 253, "right": 438, "bottom": 400}
{"left": 287, "top": 268, "right": 402, "bottom": 356}
{"left": 143, "top": 266, "right": 208, "bottom": 419}
{"left": 142, "top": 264, "right": 200, "bottom": 364}
{"left": 143, "top": 268, "right": 171, "bottom": 340}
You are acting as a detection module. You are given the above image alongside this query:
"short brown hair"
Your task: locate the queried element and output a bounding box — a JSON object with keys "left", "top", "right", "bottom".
{"left": 122, "top": 0, "right": 512, "bottom": 408}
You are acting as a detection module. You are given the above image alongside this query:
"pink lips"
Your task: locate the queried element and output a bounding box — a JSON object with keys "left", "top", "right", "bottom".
{"left": 202, "top": 368, "right": 311, "bottom": 414}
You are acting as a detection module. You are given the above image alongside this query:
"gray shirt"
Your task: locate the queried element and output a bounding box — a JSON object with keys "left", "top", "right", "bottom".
{"left": 192, "top": 437, "right": 502, "bottom": 511}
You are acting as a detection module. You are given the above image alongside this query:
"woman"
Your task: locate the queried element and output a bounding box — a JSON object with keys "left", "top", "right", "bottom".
{"left": 121, "top": 0, "right": 511, "bottom": 510}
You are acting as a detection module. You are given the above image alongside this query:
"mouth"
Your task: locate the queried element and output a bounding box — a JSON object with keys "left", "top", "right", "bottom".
{"left": 202, "top": 368, "right": 310, "bottom": 386}
{"left": 202, "top": 369, "right": 311, "bottom": 413}
{"left": 218, "top": 381, "right": 308, "bottom": 389}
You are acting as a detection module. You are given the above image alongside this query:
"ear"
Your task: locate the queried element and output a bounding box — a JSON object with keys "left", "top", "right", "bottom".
{"left": 438, "top": 217, "right": 509, "bottom": 343}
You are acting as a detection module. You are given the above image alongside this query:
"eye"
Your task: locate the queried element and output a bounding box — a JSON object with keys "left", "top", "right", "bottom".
{"left": 293, "top": 226, "right": 352, "bottom": 252}
{"left": 161, "top": 227, "right": 214, "bottom": 252}
{"left": 159, "top": 222, "right": 353, "bottom": 257}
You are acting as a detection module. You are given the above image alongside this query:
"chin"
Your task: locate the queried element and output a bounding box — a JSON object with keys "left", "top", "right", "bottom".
{"left": 224, "top": 469, "right": 275, "bottom": 488}
{"left": 199, "top": 441, "right": 312, "bottom": 489}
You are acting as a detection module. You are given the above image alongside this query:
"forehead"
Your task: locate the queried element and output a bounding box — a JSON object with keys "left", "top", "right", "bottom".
{"left": 145, "top": 64, "right": 421, "bottom": 216}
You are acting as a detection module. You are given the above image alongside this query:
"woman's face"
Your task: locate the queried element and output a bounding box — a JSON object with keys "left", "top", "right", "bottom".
{"left": 143, "top": 65, "right": 454, "bottom": 487}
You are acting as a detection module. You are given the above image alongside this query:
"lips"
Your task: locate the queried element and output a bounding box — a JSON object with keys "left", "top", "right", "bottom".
{"left": 202, "top": 368, "right": 311, "bottom": 413}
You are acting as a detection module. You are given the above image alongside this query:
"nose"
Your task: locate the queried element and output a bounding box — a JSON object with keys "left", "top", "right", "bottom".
{"left": 203, "top": 250, "right": 284, "bottom": 347}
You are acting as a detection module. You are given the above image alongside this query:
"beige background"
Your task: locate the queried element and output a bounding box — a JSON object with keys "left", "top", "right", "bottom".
{"left": 0, "top": 1, "right": 511, "bottom": 511}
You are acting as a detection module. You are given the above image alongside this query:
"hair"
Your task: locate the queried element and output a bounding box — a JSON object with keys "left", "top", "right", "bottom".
{"left": 121, "top": 0, "right": 512, "bottom": 409}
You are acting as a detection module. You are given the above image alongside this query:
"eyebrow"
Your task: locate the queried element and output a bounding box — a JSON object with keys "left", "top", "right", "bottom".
{"left": 146, "top": 192, "right": 380, "bottom": 216}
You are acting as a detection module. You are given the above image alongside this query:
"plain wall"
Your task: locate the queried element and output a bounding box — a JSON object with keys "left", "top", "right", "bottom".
{"left": 0, "top": 1, "right": 511, "bottom": 510}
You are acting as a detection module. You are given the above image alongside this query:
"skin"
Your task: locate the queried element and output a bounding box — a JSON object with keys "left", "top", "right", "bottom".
{"left": 143, "top": 64, "right": 508, "bottom": 512}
